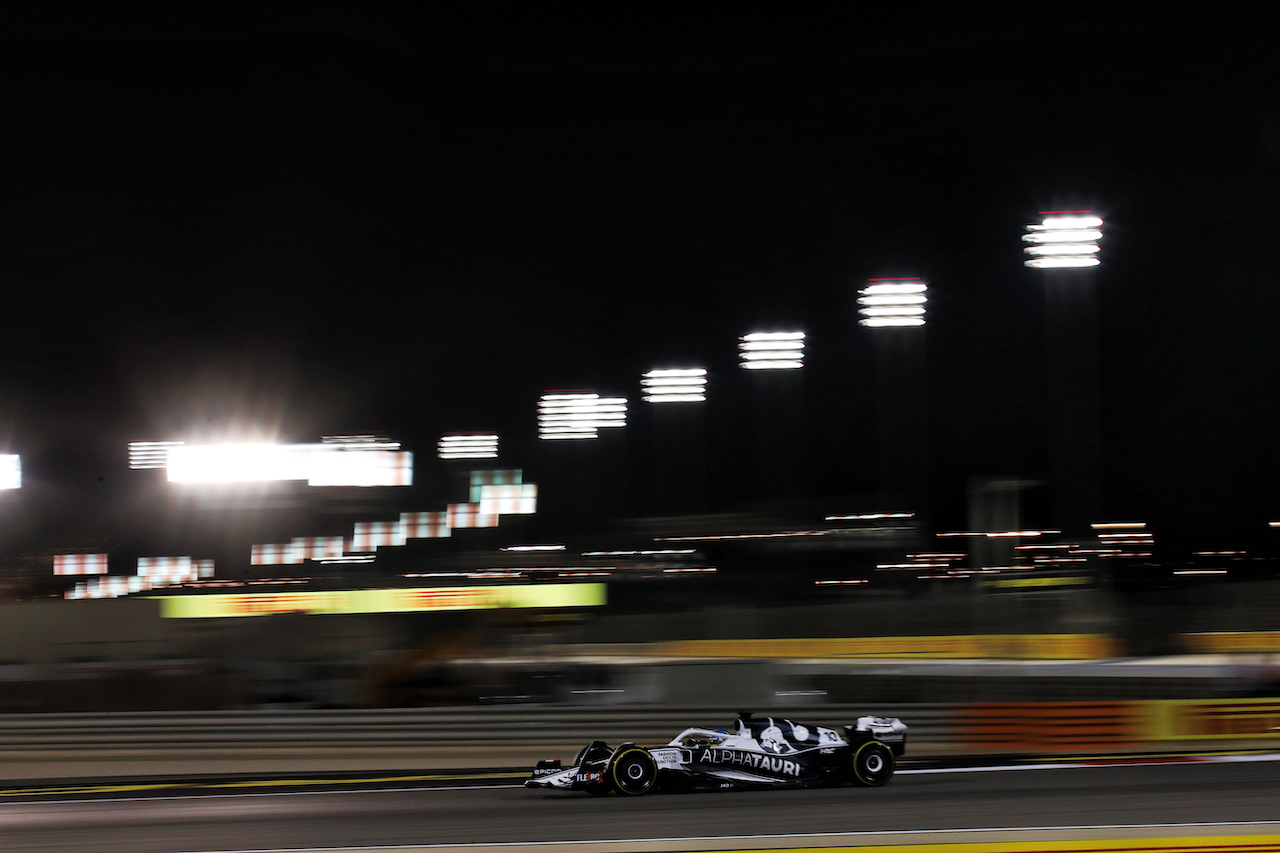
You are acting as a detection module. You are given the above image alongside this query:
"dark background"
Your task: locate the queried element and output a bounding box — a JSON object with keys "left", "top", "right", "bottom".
{"left": 2, "top": 6, "right": 1278, "bottom": 562}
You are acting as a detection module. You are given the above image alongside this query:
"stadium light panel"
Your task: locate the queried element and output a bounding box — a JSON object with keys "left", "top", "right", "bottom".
{"left": 1024, "top": 211, "right": 1103, "bottom": 268}
{"left": 642, "top": 368, "right": 707, "bottom": 402}
{"left": 738, "top": 332, "right": 805, "bottom": 370}
{"left": 129, "top": 441, "right": 185, "bottom": 469}
{"left": 538, "top": 392, "right": 628, "bottom": 439}
{"left": 859, "top": 279, "right": 928, "bottom": 328}
{"left": 439, "top": 433, "right": 498, "bottom": 459}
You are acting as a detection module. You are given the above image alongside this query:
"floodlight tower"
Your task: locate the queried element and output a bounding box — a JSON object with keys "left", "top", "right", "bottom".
{"left": 1024, "top": 211, "right": 1104, "bottom": 535}
{"left": 641, "top": 368, "right": 708, "bottom": 515}
{"left": 739, "top": 331, "right": 806, "bottom": 501}
{"left": 536, "top": 391, "right": 628, "bottom": 532}
{"left": 858, "top": 278, "right": 930, "bottom": 518}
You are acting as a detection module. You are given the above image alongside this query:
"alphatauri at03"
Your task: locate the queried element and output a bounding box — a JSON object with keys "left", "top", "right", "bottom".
{"left": 525, "top": 711, "right": 907, "bottom": 795}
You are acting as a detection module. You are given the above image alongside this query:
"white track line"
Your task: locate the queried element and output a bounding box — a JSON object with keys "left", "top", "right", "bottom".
{"left": 140, "top": 820, "right": 1280, "bottom": 853}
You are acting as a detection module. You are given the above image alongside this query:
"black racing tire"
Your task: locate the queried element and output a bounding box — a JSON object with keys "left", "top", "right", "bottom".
{"left": 608, "top": 746, "right": 658, "bottom": 796}
{"left": 851, "top": 741, "right": 895, "bottom": 786}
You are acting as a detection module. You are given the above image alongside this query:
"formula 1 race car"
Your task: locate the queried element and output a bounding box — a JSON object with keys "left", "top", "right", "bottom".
{"left": 524, "top": 711, "right": 907, "bottom": 795}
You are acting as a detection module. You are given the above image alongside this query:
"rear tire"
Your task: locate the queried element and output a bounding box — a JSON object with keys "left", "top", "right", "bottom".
{"left": 608, "top": 745, "right": 658, "bottom": 795}
{"left": 851, "top": 741, "right": 895, "bottom": 786}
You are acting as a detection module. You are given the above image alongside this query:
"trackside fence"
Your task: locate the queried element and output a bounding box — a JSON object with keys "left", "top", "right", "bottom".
{"left": 0, "top": 705, "right": 951, "bottom": 753}
{"left": 1, "top": 700, "right": 1277, "bottom": 756}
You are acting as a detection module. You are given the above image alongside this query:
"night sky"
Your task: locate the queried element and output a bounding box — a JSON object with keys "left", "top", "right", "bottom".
{"left": 3, "top": 7, "right": 1279, "bottom": 562}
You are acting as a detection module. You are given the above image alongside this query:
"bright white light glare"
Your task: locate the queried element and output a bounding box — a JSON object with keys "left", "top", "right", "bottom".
{"left": 859, "top": 280, "right": 928, "bottom": 328}
{"left": 1024, "top": 212, "right": 1103, "bottom": 268}
{"left": 859, "top": 294, "right": 927, "bottom": 305}
{"left": 0, "top": 455, "right": 20, "bottom": 490}
{"left": 168, "top": 444, "right": 304, "bottom": 482}
{"left": 740, "top": 340, "right": 805, "bottom": 351}
{"left": 860, "top": 305, "right": 926, "bottom": 316}
{"left": 739, "top": 350, "right": 800, "bottom": 361}
{"left": 1033, "top": 216, "right": 1103, "bottom": 229}
{"left": 166, "top": 443, "right": 412, "bottom": 486}
{"left": 744, "top": 332, "right": 806, "bottom": 341}
{"left": 309, "top": 449, "right": 413, "bottom": 486}
{"left": 439, "top": 433, "right": 498, "bottom": 460}
{"left": 1023, "top": 243, "right": 1099, "bottom": 255}
{"left": 742, "top": 360, "right": 804, "bottom": 369}
{"left": 54, "top": 554, "right": 108, "bottom": 575}
{"left": 1026, "top": 256, "right": 1101, "bottom": 269}
{"left": 538, "top": 392, "right": 628, "bottom": 439}
{"left": 642, "top": 368, "right": 707, "bottom": 403}
{"left": 502, "top": 544, "right": 565, "bottom": 552}
{"left": 860, "top": 317, "right": 925, "bottom": 327}
{"left": 862, "top": 282, "right": 926, "bottom": 294}
{"left": 646, "top": 368, "right": 705, "bottom": 378}
{"left": 644, "top": 393, "right": 706, "bottom": 402}
{"left": 129, "top": 441, "right": 185, "bottom": 469}
{"left": 1023, "top": 229, "right": 1103, "bottom": 244}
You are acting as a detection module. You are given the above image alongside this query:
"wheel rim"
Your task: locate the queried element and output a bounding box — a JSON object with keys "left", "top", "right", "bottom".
{"left": 854, "top": 742, "right": 894, "bottom": 786}
{"left": 613, "top": 749, "right": 655, "bottom": 794}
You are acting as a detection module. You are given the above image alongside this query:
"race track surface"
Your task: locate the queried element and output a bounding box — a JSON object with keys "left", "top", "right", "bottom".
{"left": 1, "top": 757, "right": 1278, "bottom": 853}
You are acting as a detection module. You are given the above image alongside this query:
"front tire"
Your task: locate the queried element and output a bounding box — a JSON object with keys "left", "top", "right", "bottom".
{"left": 609, "top": 745, "right": 658, "bottom": 795}
{"left": 851, "top": 741, "right": 895, "bottom": 786}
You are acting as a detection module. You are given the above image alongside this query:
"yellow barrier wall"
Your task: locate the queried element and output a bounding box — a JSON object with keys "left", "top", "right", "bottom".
{"left": 152, "top": 582, "right": 607, "bottom": 618}
{"left": 653, "top": 634, "right": 1118, "bottom": 660}
{"left": 1181, "top": 631, "right": 1280, "bottom": 653}
{"left": 1140, "top": 698, "right": 1280, "bottom": 741}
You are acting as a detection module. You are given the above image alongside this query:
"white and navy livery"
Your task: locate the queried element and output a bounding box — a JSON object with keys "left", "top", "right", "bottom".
{"left": 525, "top": 710, "right": 907, "bottom": 795}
